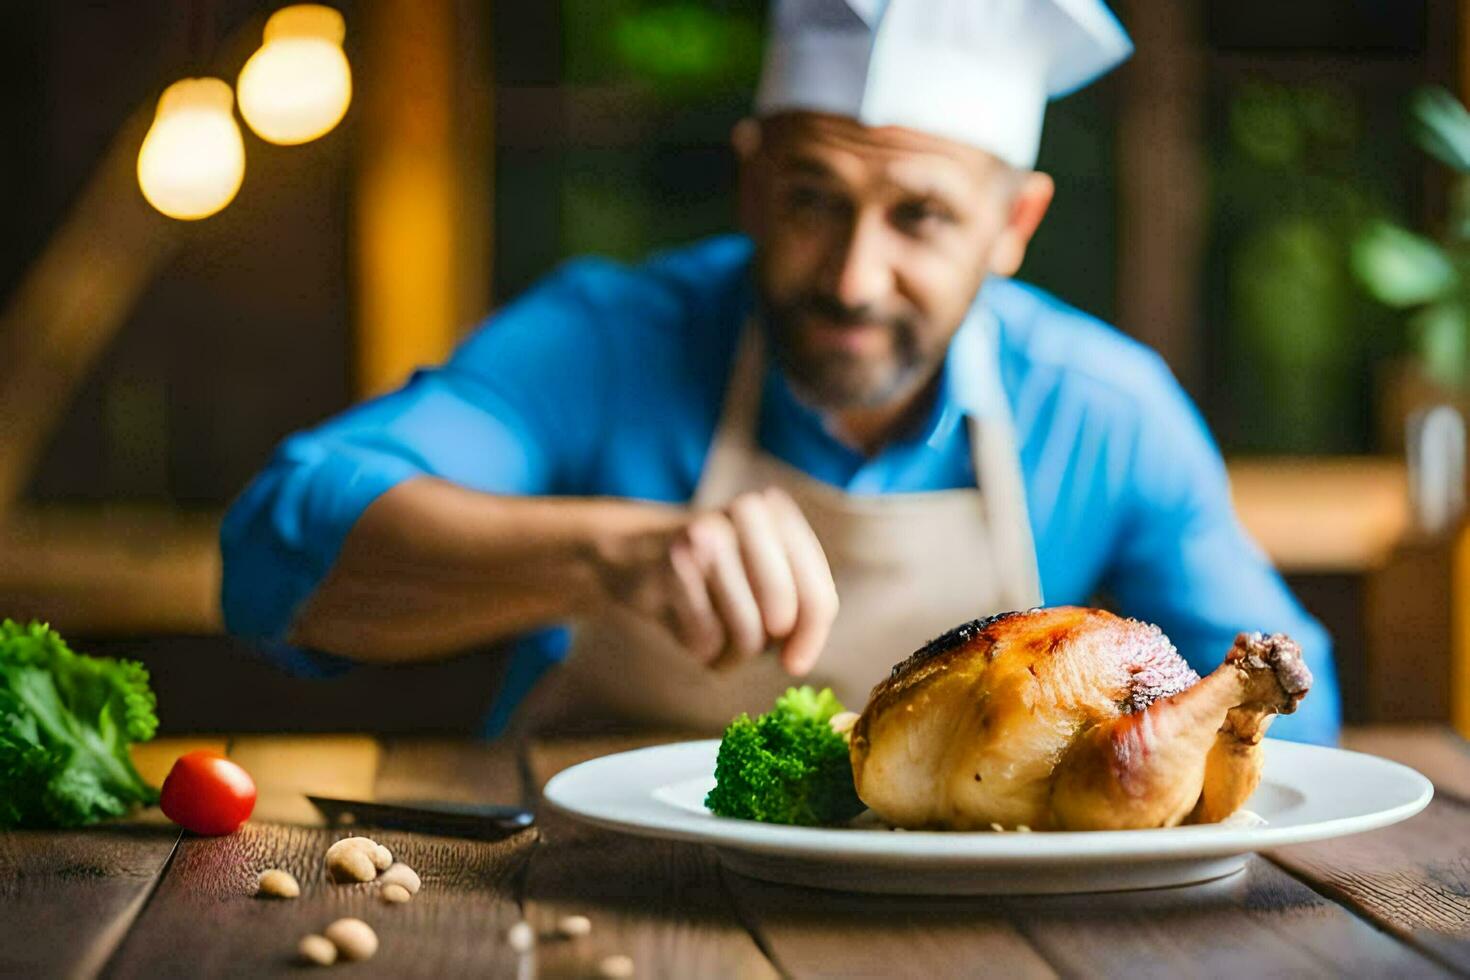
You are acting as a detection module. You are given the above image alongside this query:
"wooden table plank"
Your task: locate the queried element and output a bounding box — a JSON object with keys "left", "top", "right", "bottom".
{"left": 1013, "top": 858, "right": 1447, "bottom": 979}
{"left": 0, "top": 825, "right": 179, "bottom": 980}
{"left": 103, "top": 738, "right": 537, "bottom": 978}
{"left": 1271, "top": 796, "right": 1470, "bottom": 974}
{"left": 720, "top": 871, "right": 1056, "bottom": 979}
{"left": 9, "top": 729, "right": 1465, "bottom": 978}
{"left": 721, "top": 853, "right": 1444, "bottom": 979}
{"left": 102, "top": 822, "right": 532, "bottom": 978}
{"left": 523, "top": 737, "right": 781, "bottom": 980}
{"left": 0, "top": 735, "right": 214, "bottom": 978}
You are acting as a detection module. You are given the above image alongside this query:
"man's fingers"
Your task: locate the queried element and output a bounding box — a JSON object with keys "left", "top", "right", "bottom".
{"left": 686, "top": 514, "right": 765, "bottom": 666}
{"left": 665, "top": 539, "right": 724, "bottom": 664}
{"left": 729, "top": 491, "right": 799, "bottom": 639}
{"left": 764, "top": 487, "right": 838, "bottom": 675}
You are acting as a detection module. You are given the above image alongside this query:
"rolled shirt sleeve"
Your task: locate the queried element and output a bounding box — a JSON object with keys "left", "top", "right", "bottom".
{"left": 220, "top": 259, "right": 614, "bottom": 647}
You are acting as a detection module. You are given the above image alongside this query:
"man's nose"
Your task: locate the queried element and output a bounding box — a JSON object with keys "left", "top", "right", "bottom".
{"left": 824, "top": 212, "right": 894, "bottom": 310}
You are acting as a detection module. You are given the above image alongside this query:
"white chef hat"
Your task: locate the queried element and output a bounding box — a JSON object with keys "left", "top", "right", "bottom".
{"left": 755, "top": 0, "right": 1133, "bottom": 169}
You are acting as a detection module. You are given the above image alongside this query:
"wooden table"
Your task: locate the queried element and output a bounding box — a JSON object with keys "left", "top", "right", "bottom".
{"left": 3, "top": 727, "right": 1468, "bottom": 979}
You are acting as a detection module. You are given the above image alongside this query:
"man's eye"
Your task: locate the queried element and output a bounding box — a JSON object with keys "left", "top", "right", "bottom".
{"left": 892, "top": 201, "right": 953, "bottom": 233}
{"left": 786, "top": 186, "right": 845, "bottom": 215}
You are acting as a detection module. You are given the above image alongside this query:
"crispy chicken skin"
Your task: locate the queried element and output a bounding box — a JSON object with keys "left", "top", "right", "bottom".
{"left": 849, "top": 607, "right": 1311, "bottom": 831}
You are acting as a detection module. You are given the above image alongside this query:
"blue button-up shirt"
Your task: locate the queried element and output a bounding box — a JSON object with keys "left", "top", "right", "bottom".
{"left": 221, "top": 234, "right": 1341, "bottom": 744}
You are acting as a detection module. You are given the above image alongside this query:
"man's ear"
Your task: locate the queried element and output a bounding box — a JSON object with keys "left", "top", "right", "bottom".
{"left": 733, "top": 118, "right": 764, "bottom": 237}
{"left": 988, "top": 171, "right": 1054, "bottom": 278}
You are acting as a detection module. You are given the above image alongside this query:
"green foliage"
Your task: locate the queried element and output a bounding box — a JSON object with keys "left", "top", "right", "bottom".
{"left": 1348, "top": 86, "right": 1470, "bottom": 390}
{"left": 0, "top": 621, "right": 160, "bottom": 828}
{"left": 562, "top": 0, "right": 763, "bottom": 99}
{"left": 1410, "top": 87, "right": 1470, "bottom": 174}
{"left": 704, "top": 686, "right": 864, "bottom": 827}
{"left": 613, "top": 4, "right": 762, "bottom": 94}
{"left": 1352, "top": 221, "right": 1457, "bottom": 308}
{"left": 1213, "top": 79, "right": 1394, "bottom": 453}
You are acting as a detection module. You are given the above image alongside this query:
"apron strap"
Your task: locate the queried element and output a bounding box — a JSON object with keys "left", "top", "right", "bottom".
{"left": 960, "top": 306, "right": 1043, "bottom": 610}
{"left": 695, "top": 322, "right": 767, "bottom": 503}
{"left": 968, "top": 415, "right": 1043, "bottom": 610}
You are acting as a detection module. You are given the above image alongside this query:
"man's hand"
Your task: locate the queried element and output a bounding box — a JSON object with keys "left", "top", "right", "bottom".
{"left": 595, "top": 487, "right": 838, "bottom": 675}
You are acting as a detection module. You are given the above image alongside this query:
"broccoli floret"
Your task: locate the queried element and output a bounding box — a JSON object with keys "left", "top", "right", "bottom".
{"left": 0, "top": 620, "right": 160, "bottom": 828}
{"left": 704, "top": 685, "right": 864, "bottom": 826}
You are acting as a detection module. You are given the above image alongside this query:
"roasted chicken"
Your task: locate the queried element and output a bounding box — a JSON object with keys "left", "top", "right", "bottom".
{"left": 849, "top": 607, "right": 1311, "bottom": 831}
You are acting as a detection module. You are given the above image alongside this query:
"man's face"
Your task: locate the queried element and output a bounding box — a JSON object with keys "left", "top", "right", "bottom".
{"left": 739, "top": 112, "right": 1048, "bottom": 412}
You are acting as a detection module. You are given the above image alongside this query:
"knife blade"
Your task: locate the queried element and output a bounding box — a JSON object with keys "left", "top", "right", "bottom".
{"left": 307, "top": 795, "right": 534, "bottom": 841}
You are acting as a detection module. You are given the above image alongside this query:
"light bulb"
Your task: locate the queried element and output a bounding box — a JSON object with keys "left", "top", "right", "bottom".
{"left": 136, "top": 78, "right": 247, "bottom": 221}
{"left": 237, "top": 5, "right": 352, "bottom": 145}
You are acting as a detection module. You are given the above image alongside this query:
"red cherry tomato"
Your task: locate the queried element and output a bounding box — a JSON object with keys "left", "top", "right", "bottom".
{"left": 159, "top": 750, "right": 257, "bottom": 835}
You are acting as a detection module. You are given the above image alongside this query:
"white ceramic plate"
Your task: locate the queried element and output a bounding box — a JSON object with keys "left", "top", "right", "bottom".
{"left": 543, "top": 738, "right": 1433, "bottom": 894}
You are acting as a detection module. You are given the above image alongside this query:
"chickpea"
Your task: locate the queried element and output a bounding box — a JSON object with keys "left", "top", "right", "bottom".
{"left": 256, "top": 868, "right": 300, "bottom": 899}
{"left": 378, "top": 862, "right": 421, "bottom": 895}
{"left": 326, "top": 846, "right": 376, "bottom": 883}
{"left": 325, "top": 837, "right": 381, "bottom": 883}
{"left": 298, "top": 934, "right": 337, "bottom": 966}
{"left": 599, "top": 953, "right": 635, "bottom": 978}
{"left": 324, "top": 917, "right": 378, "bottom": 961}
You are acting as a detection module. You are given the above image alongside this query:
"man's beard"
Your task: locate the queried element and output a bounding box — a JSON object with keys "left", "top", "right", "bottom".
{"left": 762, "top": 292, "right": 932, "bottom": 411}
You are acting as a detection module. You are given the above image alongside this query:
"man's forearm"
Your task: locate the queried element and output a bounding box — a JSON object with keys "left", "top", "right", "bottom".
{"left": 289, "top": 476, "right": 681, "bottom": 662}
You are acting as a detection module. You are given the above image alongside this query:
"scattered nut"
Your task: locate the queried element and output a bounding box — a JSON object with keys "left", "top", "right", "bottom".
{"left": 326, "top": 845, "right": 377, "bottom": 883}
{"left": 324, "top": 917, "right": 379, "bottom": 962}
{"left": 1016, "top": 824, "right": 1032, "bottom": 833}
{"left": 325, "top": 837, "right": 384, "bottom": 882}
{"left": 326, "top": 835, "right": 379, "bottom": 857}
{"left": 298, "top": 934, "right": 337, "bottom": 966}
{"left": 257, "top": 868, "right": 300, "bottom": 899}
{"left": 381, "top": 882, "right": 412, "bottom": 904}
{"left": 371, "top": 843, "right": 393, "bottom": 871}
{"left": 379, "top": 862, "right": 422, "bottom": 895}
{"left": 556, "top": 914, "right": 592, "bottom": 938}
{"left": 989, "top": 822, "right": 1005, "bottom": 833}
{"left": 506, "top": 920, "right": 536, "bottom": 953}
{"left": 828, "top": 711, "right": 859, "bottom": 736}
{"left": 598, "top": 953, "right": 635, "bottom": 978}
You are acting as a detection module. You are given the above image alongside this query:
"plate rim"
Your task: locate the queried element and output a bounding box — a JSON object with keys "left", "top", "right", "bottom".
{"left": 542, "top": 737, "right": 1434, "bottom": 865}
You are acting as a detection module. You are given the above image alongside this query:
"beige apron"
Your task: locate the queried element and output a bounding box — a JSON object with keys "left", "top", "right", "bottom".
{"left": 513, "top": 317, "right": 1041, "bottom": 733}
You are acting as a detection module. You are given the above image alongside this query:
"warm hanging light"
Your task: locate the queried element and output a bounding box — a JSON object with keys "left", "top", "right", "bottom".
{"left": 136, "top": 77, "right": 246, "bottom": 220}
{"left": 236, "top": 5, "right": 351, "bottom": 146}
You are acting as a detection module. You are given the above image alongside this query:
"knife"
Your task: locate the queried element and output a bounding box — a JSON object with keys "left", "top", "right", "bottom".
{"left": 307, "top": 795, "right": 535, "bottom": 841}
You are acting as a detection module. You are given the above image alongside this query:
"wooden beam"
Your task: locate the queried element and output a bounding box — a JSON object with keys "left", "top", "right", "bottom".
{"left": 1113, "top": 0, "right": 1207, "bottom": 395}
{"left": 1456, "top": 523, "right": 1470, "bottom": 738}
{"left": 0, "top": 507, "right": 221, "bottom": 635}
{"left": 0, "top": 110, "right": 181, "bottom": 519}
{"left": 353, "top": 0, "right": 491, "bottom": 398}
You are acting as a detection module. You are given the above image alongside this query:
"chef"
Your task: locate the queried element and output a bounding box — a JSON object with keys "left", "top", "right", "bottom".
{"left": 221, "top": 0, "right": 1341, "bottom": 744}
